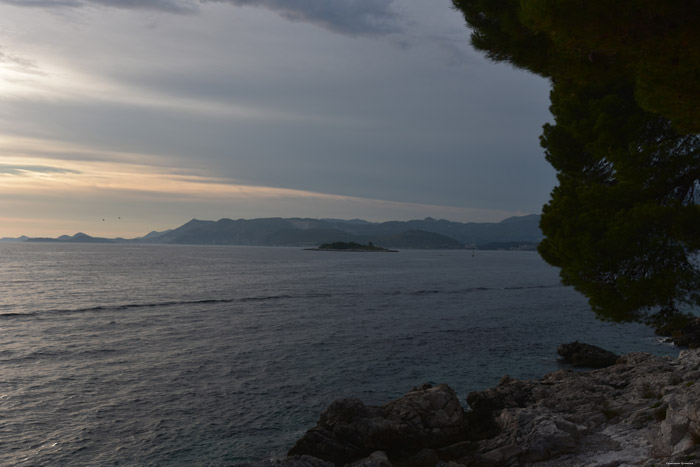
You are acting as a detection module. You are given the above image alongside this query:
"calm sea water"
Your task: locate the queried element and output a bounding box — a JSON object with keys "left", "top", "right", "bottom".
{"left": 0, "top": 243, "right": 678, "bottom": 465}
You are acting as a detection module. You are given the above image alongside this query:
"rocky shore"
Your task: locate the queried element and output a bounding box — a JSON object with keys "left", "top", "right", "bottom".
{"left": 241, "top": 347, "right": 700, "bottom": 466}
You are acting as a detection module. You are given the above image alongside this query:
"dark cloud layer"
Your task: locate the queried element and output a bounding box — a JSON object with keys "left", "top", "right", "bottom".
{"left": 94, "top": 0, "right": 198, "bottom": 13}
{"left": 0, "top": 0, "right": 198, "bottom": 14}
{"left": 0, "top": 0, "right": 81, "bottom": 7}
{"left": 0, "top": 0, "right": 400, "bottom": 35}
{"left": 205, "top": 0, "right": 400, "bottom": 35}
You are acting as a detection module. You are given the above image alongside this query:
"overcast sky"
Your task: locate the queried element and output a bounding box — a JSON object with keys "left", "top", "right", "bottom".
{"left": 0, "top": 0, "right": 552, "bottom": 237}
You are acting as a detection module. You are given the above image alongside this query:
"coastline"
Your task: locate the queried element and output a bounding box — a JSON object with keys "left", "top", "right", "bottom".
{"left": 242, "top": 348, "right": 700, "bottom": 466}
{"left": 303, "top": 248, "right": 399, "bottom": 253}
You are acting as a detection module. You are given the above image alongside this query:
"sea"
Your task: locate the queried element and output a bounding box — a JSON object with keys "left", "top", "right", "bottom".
{"left": 0, "top": 243, "right": 680, "bottom": 466}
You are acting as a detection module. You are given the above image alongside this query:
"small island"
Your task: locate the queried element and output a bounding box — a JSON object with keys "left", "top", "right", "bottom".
{"left": 305, "top": 241, "right": 397, "bottom": 252}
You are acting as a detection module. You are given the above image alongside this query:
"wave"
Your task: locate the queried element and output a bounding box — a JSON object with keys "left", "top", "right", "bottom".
{"left": 46, "top": 296, "right": 290, "bottom": 314}
{"left": 1, "top": 292, "right": 336, "bottom": 319}
{"left": 407, "top": 284, "right": 562, "bottom": 296}
{"left": 503, "top": 284, "right": 560, "bottom": 290}
{"left": 0, "top": 285, "right": 563, "bottom": 320}
{"left": 0, "top": 312, "right": 38, "bottom": 318}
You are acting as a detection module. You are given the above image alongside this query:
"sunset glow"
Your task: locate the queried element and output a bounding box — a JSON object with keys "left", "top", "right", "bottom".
{"left": 0, "top": 1, "right": 551, "bottom": 238}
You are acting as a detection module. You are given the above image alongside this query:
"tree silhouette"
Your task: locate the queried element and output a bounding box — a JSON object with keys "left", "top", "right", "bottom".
{"left": 453, "top": 0, "right": 700, "bottom": 329}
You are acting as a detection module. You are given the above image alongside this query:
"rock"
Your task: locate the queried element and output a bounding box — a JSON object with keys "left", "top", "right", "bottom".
{"left": 670, "top": 317, "right": 700, "bottom": 348}
{"left": 465, "top": 350, "right": 700, "bottom": 465}
{"left": 286, "top": 399, "right": 379, "bottom": 466}
{"left": 248, "top": 349, "right": 700, "bottom": 467}
{"left": 404, "top": 448, "right": 440, "bottom": 467}
{"left": 288, "top": 384, "right": 467, "bottom": 466}
{"left": 435, "top": 441, "right": 474, "bottom": 460}
{"left": 476, "top": 443, "right": 521, "bottom": 465}
{"left": 237, "top": 455, "right": 334, "bottom": 467}
{"left": 348, "top": 451, "right": 392, "bottom": 467}
{"left": 557, "top": 341, "right": 620, "bottom": 368}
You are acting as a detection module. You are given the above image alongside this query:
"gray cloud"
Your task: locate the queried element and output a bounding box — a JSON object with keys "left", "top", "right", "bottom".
{"left": 0, "top": 0, "right": 400, "bottom": 35}
{"left": 0, "top": 165, "right": 81, "bottom": 176}
{"left": 205, "top": 0, "right": 401, "bottom": 35}
{"left": 90, "top": 0, "right": 198, "bottom": 14}
{"left": 0, "top": 0, "right": 198, "bottom": 14}
{"left": 0, "top": 0, "right": 82, "bottom": 6}
{"left": 0, "top": 47, "right": 46, "bottom": 76}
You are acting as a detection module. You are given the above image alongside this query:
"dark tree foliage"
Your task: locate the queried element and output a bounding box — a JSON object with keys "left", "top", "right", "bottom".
{"left": 452, "top": 0, "right": 700, "bottom": 325}
{"left": 455, "top": 0, "right": 700, "bottom": 132}
{"left": 540, "top": 81, "right": 700, "bottom": 322}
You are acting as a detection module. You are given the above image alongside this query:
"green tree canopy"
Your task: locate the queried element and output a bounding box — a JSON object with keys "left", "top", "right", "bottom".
{"left": 455, "top": 0, "right": 700, "bottom": 132}
{"left": 453, "top": 0, "right": 700, "bottom": 326}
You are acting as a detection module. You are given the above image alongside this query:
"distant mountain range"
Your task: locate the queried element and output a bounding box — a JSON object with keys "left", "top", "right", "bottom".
{"left": 0, "top": 235, "right": 29, "bottom": 242}
{"left": 14, "top": 214, "right": 543, "bottom": 250}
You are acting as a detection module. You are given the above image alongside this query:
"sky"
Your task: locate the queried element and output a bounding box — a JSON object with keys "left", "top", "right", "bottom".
{"left": 0, "top": 0, "right": 553, "bottom": 238}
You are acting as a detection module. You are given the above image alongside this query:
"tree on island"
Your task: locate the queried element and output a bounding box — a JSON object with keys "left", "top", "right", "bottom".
{"left": 453, "top": 1, "right": 700, "bottom": 333}
{"left": 316, "top": 241, "right": 393, "bottom": 252}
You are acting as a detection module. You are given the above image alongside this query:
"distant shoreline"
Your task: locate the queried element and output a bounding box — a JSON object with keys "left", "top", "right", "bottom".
{"left": 304, "top": 247, "right": 398, "bottom": 253}
{"left": 304, "top": 241, "right": 398, "bottom": 252}
{"left": 2, "top": 214, "right": 542, "bottom": 249}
